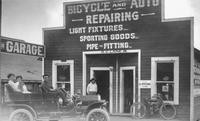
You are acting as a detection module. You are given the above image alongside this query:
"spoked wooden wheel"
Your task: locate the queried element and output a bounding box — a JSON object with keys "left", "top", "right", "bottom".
{"left": 130, "top": 102, "right": 146, "bottom": 119}
{"left": 86, "top": 108, "right": 110, "bottom": 121}
{"left": 9, "top": 109, "right": 34, "bottom": 121}
{"left": 159, "top": 103, "right": 176, "bottom": 120}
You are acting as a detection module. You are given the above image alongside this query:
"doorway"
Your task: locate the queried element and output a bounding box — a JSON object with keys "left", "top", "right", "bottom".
{"left": 90, "top": 67, "right": 113, "bottom": 113}
{"left": 94, "top": 71, "right": 109, "bottom": 101}
{"left": 120, "top": 66, "right": 135, "bottom": 113}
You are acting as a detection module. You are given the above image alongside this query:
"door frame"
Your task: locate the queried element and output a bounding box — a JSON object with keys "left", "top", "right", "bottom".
{"left": 83, "top": 50, "right": 141, "bottom": 114}
{"left": 90, "top": 67, "right": 113, "bottom": 113}
{"left": 119, "top": 66, "right": 136, "bottom": 113}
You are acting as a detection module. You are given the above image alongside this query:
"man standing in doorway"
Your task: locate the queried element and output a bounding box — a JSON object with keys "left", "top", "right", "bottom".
{"left": 87, "top": 78, "right": 98, "bottom": 95}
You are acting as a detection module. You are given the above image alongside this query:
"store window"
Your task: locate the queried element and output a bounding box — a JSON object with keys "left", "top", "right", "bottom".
{"left": 52, "top": 60, "right": 74, "bottom": 96}
{"left": 151, "top": 57, "right": 179, "bottom": 104}
{"left": 57, "top": 65, "right": 71, "bottom": 91}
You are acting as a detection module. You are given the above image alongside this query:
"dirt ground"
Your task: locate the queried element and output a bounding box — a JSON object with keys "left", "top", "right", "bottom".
{"left": 58, "top": 115, "right": 182, "bottom": 121}
{"left": 0, "top": 115, "right": 184, "bottom": 121}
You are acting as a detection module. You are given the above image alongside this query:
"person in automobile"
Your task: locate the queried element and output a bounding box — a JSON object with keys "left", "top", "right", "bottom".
{"left": 8, "top": 73, "right": 21, "bottom": 92}
{"left": 40, "top": 74, "right": 55, "bottom": 93}
{"left": 16, "top": 75, "right": 31, "bottom": 93}
{"left": 40, "top": 74, "right": 68, "bottom": 102}
{"left": 87, "top": 78, "right": 98, "bottom": 95}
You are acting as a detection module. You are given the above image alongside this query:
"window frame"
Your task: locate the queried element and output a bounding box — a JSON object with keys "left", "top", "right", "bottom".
{"left": 151, "top": 57, "right": 179, "bottom": 105}
{"left": 52, "top": 60, "right": 74, "bottom": 96}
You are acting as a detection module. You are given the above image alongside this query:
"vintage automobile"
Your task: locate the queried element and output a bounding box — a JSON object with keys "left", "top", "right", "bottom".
{"left": 0, "top": 84, "right": 110, "bottom": 121}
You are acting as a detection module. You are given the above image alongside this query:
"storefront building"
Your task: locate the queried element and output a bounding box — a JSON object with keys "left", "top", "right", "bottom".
{"left": 0, "top": 36, "right": 44, "bottom": 92}
{"left": 194, "top": 48, "right": 200, "bottom": 121}
{"left": 43, "top": 0, "right": 194, "bottom": 120}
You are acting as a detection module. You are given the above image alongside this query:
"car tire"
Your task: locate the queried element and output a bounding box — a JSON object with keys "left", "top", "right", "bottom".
{"left": 86, "top": 108, "right": 110, "bottom": 121}
{"left": 9, "top": 109, "right": 34, "bottom": 121}
{"left": 101, "top": 106, "right": 110, "bottom": 115}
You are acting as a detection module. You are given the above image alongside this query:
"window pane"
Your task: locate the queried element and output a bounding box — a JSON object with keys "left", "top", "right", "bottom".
{"left": 57, "top": 83, "right": 70, "bottom": 92}
{"left": 157, "top": 83, "right": 174, "bottom": 101}
{"left": 57, "top": 65, "right": 70, "bottom": 82}
{"left": 157, "top": 63, "right": 174, "bottom": 81}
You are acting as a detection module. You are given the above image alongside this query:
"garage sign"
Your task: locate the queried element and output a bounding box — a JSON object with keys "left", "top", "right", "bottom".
{"left": 1, "top": 38, "right": 45, "bottom": 57}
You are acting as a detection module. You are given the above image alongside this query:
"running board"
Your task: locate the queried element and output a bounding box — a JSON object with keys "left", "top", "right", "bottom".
{"left": 111, "top": 113, "right": 132, "bottom": 116}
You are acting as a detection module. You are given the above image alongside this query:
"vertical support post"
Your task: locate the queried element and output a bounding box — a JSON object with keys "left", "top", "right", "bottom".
{"left": 190, "top": 18, "right": 194, "bottom": 121}
{"left": 138, "top": 51, "right": 141, "bottom": 103}
{"left": 0, "top": 37, "right": 1, "bottom": 105}
{"left": 82, "top": 53, "right": 87, "bottom": 95}
{"left": 115, "top": 55, "right": 119, "bottom": 113}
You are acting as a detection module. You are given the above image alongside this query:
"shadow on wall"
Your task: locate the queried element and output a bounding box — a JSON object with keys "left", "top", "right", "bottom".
{"left": 0, "top": 53, "right": 42, "bottom": 80}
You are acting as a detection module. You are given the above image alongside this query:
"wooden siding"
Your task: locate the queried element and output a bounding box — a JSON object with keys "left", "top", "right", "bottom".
{"left": 194, "top": 96, "right": 200, "bottom": 121}
{"left": 44, "top": 17, "right": 191, "bottom": 120}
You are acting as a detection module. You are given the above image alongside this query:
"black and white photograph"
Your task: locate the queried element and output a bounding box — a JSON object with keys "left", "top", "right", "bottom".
{"left": 0, "top": 0, "right": 200, "bottom": 121}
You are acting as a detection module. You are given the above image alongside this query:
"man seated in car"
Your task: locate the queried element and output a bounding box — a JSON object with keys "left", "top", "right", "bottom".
{"left": 40, "top": 74, "right": 68, "bottom": 103}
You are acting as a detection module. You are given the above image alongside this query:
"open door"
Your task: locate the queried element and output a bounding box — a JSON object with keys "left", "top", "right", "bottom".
{"left": 120, "top": 66, "right": 136, "bottom": 114}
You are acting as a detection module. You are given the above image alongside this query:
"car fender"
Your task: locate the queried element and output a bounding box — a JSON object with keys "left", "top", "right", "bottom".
{"left": 7, "top": 104, "right": 37, "bottom": 119}
{"left": 85, "top": 101, "right": 107, "bottom": 114}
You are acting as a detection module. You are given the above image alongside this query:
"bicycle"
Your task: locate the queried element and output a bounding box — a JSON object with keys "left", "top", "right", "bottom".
{"left": 130, "top": 93, "right": 176, "bottom": 120}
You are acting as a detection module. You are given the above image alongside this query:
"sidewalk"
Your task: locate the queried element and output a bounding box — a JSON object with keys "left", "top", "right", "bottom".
{"left": 58, "top": 115, "right": 182, "bottom": 121}
{"left": 110, "top": 116, "right": 182, "bottom": 121}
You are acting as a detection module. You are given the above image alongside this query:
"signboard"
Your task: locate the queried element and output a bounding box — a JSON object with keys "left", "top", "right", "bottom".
{"left": 66, "top": 0, "right": 161, "bottom": 53}
{"left": 0, "top": 38, "right": 45, "bottom": 57}
{"left": 139, "top": 80, "right": 151, "bottom": 88}
{"left": 162, "top": 85, "right": 169, "bottom": 92}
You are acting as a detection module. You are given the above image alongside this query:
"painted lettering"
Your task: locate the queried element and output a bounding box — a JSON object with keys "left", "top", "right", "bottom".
{"left": 86, "top": 43, "right": 99, "bottom": 50}
{"left": 26, "top": 45, "right": 31, "bottom": 55}
{"left": 103, "top": 42, "right": 130, "bottom": 50}
{"left": 37, "top": 46, "right": 43, "bottom": 56}
{"left": 13, "top": 42, "right": 20, "bottom": 53}
{"left": 67, "top": 2, "right": 111, "bottom": 14}
{"left": 130, "top": 0, "right": 159, "bottom": 9}
{"left": 32, "top": 45, "right": 37, "bottom": 55}
{"left": 3, "top": 40, "right": 44, "bottom": 56}
{"left": 69, "top": 27, "right": 86, "bottom": 34}
{"left": 110, "top": 33, "right": 136, "bottom": 40}
{"left": 6, "top": 41, "right": 13, "bottom": 53}
{"left": 88, "top": 24, "right": 123, "bottom": 33}
{"left": 19, "top": 43, "right": 26, "bottom": 54}
{"left": 80, "top": 35, "right": 108, "bottom": 42}
{"left": 86, "top": 11, "right": 139, "bottom": 24}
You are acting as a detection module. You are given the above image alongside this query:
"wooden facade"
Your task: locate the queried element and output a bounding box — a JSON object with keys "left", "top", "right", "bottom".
{"left": 194, "top": 48, "right": 200, "bottom": 121}
{"left": 44, "top": 0, "right": 193, "bottom": 120}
